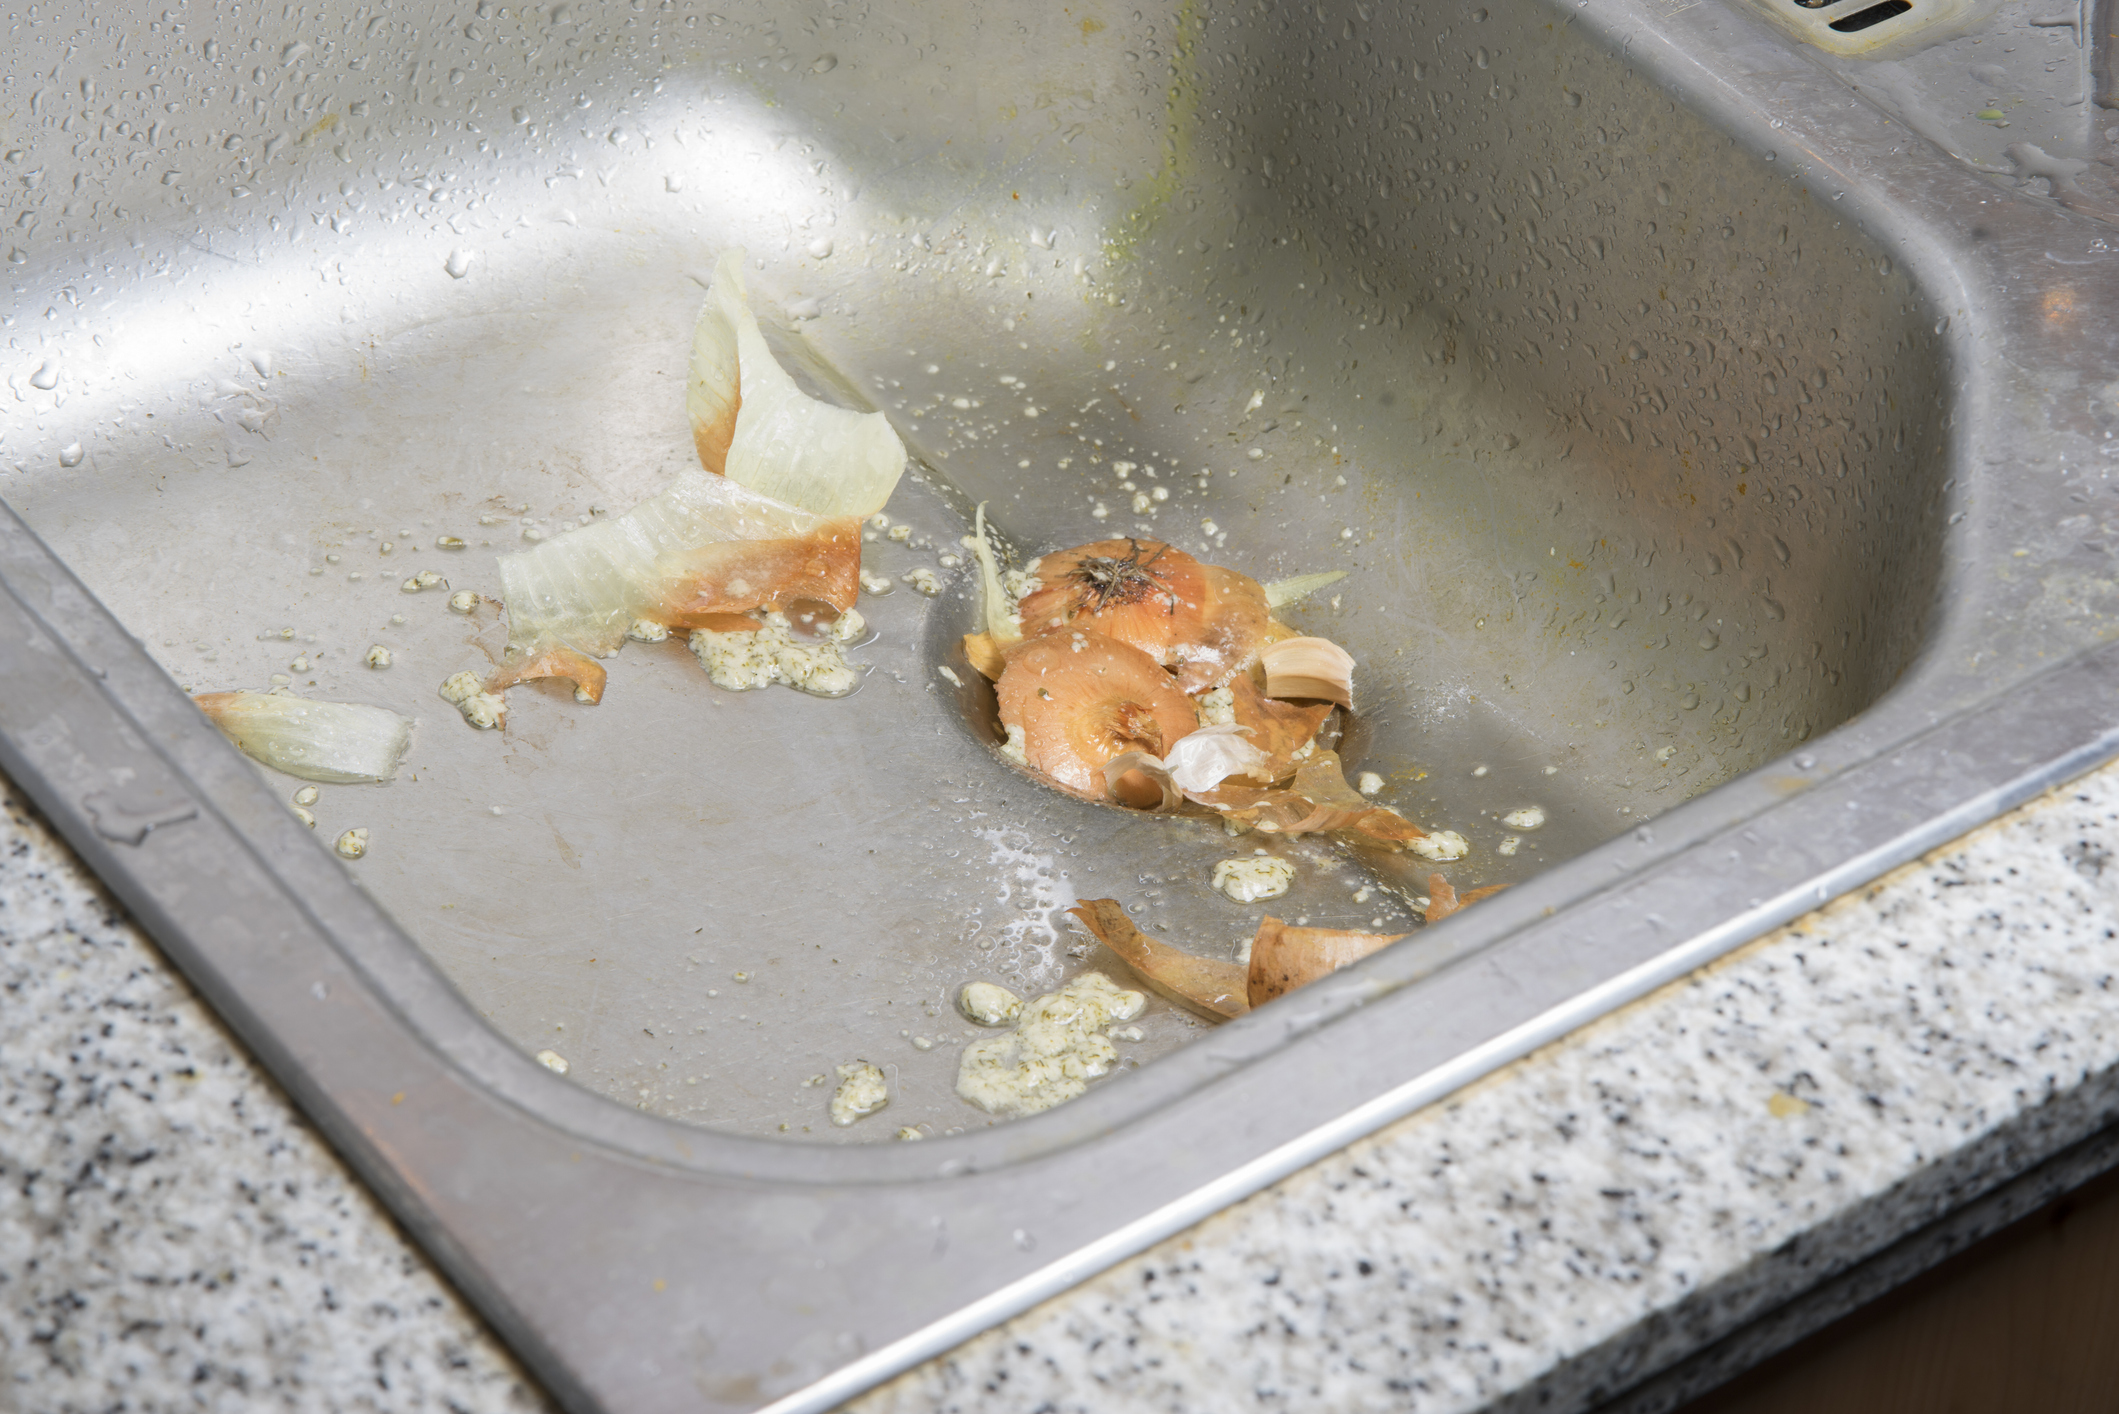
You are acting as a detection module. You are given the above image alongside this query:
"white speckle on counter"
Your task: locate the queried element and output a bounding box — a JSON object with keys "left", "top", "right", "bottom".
{"left": 1408, "top": 829, "right": 1470, "bottom": 862}
{"left": 1503, "top": 806, "right": 1548, "bottom": 831}
{"left": 955, "top": 972, "right": 1146, "bottom": 1118}
{"left": 957, "top": 981, "right": 1023, "bottom": 1027}
{"left": 1210, "top": 855, "right": 1296, "bottom": 903}
{"left": 534, "top": 1049, "right": 569, "bottom": 1075}
{"left": 333, "top": 828, "right": 368, "bottom": 860}
{"left": 439, "top": 670, "right": 506, "bottom": 730}
{"left": 828, "top": 1061, "right": 889, "bottom": 1127}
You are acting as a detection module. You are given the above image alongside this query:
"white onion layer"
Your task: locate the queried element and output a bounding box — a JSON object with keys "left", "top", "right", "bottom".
{"left": 195, "top": 692, "right": 411, "bottom": 784}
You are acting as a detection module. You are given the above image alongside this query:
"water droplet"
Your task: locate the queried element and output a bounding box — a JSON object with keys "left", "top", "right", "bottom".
{"left": 281, "top": 40, "right": 311, "bottom": 66}
{"left": 1680, "top": 692, "right": 1701, "bottom": 710}
{"left": 445, "top": 249, "right": 475, "bottom": 279}
{"left": 202, "top": 39, "right": 219, "bottom": 59}
{"left": 811, "top": 53, "right": 838, "bottom": 73}
{"left": 58, "top": 442, "right": 84, "bottom": 467}
{"left": 1697, "top": 631, "right": 1719, "bottom": 650}
{"left": 249, "top": 349, "right": 277, "bottom": 379}
{"left": 807, "top": 237, "right": 834, "bottom": 259}
{"left": 664, "top": 174, "right": 685, "bottom": 192}
{"left": 28, "top": 361, "right": 57, "bottom": 390}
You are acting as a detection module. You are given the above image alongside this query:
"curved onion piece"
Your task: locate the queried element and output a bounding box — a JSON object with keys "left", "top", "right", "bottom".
{"left": 1263, "top": 571, "right": 1348, "bottom": 610}
{"left": 970, "top": 503, "right": 1023, "bottom": 649}
{"left": 1098, "top": 725, "right": 1269, "bottom": 812}
{"left": 1015, "top": 539, "right": 1209, "bottom": 662}
{"left": 962, "top": 631, "right": 1008, "bottom": 682}
{"left": 1172, "top": 566, "right": 1282, "bottom": 695}
{"left": 1100, "top": 749, "right": 1182, "bottom": 812}
{"left": 1425, "top": 873, "right": 1511, "bottom": 922}
{"left": 1259, "top": 636, "right": 1356, "bottom": 710}
{"left": 996, "top": 631, "right": 1196, "bottom": 803}
{"left": 1247, "top": 916, "right": 1407, "bottom": 1006}
{"left": 484, "top": 642, "right": 609, "bottom": 704}
{"left": 688, "top": 250, "right": 906, "bottom": 518}
{"left": 496, "top": 471, "right": 848, "bottom": 665}
{"left": 194, "top": 691, "right": 410, "bottom": 784}
{"left": 1224, "top": 674, "right": 1333, "bottom": 782}
{"left": 650, "top": 520, "right": 863, "bottom": 624}
{"left": 1202, "top": 750, "right": 1429, "bottom": 846}
{"left": 1068, "top": 899, "right": 1249, "bottom": 1022}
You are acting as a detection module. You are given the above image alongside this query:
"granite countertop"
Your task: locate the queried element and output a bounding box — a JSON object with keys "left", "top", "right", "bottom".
{"left": 7, "top": 756, "right": 2119, "bottom": 1413}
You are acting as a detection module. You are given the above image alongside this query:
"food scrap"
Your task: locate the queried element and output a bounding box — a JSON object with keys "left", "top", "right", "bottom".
{"left": 334, "top": 827, "right": 369, "bottom": 860}
{"left": 193, "top": 691, "right": 411, "bottom": 784}
{"left": 828, "top": 1060, "right": 890, "bottom": 1127}
{"left": 439, "top": 670, "right": 507, "bottom": 730}
{"left": 956, "top": 981, "right": 1024, "bottom": 1027}
{"left": 954, "top": 971, "right": 1147, "bottom": 1116}
{"left": 1210, "top": 854, "right": 1296, "bottom": 903}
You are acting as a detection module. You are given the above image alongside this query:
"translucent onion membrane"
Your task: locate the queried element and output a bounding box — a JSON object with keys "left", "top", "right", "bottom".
{"left": 488, "top": 250, "right": 904, "bottom": 702}
{"left": 194, "top": 691, "right": 411, "bottom": 784}
{"left": 1425, "top": 872, "right": 1509, "bottom": 922}
{"left": 1247, "top": 917, "right": 1406, "bottom": 1005}
{"left": 493, "top": 472, "right": 862, "bottom": 696}
{"left": 688, "top": 249, "right": 905, "bottom": 518}
{"left": 1067, "top": 900, "right": 1250, "bottom": 1021}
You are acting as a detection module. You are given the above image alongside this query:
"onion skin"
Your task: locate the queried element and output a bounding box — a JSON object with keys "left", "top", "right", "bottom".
{"left": 650, "top": 518, "right": 863, "bottom": 623}
{"left": 1223, "top": 674, "right": 1333, "bottom": 783}
{"left": 484, "top": 643, "right": 609, "bottom": 704}
{"left": 193, "top": 691, "right": 411, "bottom": 784}
{"left": 1068, "top": 899, "right": 1249, "bottom": 1021}
{"left": 1171, "top": 565, "right": 1284, "bottom": 696}
{"left": 1202, "top": 749, "right": 1430, "bottom": 846}
{"left": 1015, "top": 539, "right": 1209, "bottom": 664}
{"left": 1425, "top": 873, "right": 1510, "bottom": 922}
{"left": 1258, "top": 635, "right": 1357, "bottom": 710}
{"left": 996, "top": 631, "right": 1197, "bottom": 804}
{"left": 1246, "top": 917, "right": 1407, "bottom": 1006}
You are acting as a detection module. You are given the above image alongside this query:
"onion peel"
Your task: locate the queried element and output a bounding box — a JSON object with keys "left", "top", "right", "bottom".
{"left": 194, "top": 691, "right": 411, "bottom": 784}
{"left": 1247, "top": 916, "right": 1407, "bottom": 1006}
{"left": 1262, "top": 571, "right": 1348, "bottom": 609}
{"left": 962, "top": 631, "right": 1008, "bottom": 682}
{"left": 649, "top": 520, "right": 863, "bottom": 624}
{"left": 484, "top": 643, "right": 609, "bottom": 704}
{"left": 1259, "top": 636, "right": 1356, "bottom": 709}
{"left": 1201, "top": 750, "right": 1429, "bottom": 846}
{"left": 1224, "top": 674, "right": 1333, "bottom": 782}
{"left": 1425, "top": 873, "right": 1510, "bottom": 922}
{"left": 1067, "top": 898, "right": 1249, "bottom": 1021}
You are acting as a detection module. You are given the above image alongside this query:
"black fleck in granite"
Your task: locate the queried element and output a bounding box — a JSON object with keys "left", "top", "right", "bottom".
{"left": 8, "top": 766, "right": 2119, "bottom": 1414}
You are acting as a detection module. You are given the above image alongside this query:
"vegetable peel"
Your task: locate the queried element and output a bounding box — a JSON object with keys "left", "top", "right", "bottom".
{"left": 194, "top": 691, "right": 411, "bottom": 784}
{"left": 1247, "top": 917, "right": 1407, "bottom": 1005}
{"left": 1067, "top": 899, "right": 1250, "bottom": 1021}
{"left": 1259, "top": 636, "right": 1357, "bottom": 709}
{"left": 1425, "top": 873, "right": 1510, "bottom": 922}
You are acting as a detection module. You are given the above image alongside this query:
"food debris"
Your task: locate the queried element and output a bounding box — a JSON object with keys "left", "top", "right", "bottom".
{"left": 955, "top": 971, "right": 1146, "bottom": 1117}
{"left": 1211, "top": 855, "right": 1296, "bottom": 903}
{"left": 1501, "top": 806, "right": 1547, "bottom": 831}
{"left": 401, "top": 570, "right": 443, "bottom": 593}
{"left": 626, "top": 618, "right": 670, "bottom": 642}
{"left": 902, "top": 566, "right": 942, "bottom": 596}
{"left": 1356, "top": 771, "right": 1385, "bottom": 796}
{"left": 293, "top": 786, "right": 320, "bottom": 807}
{"left": 828, "top": 1060, "right": 890, "bottom": 1126}
{"left": 1407, "top": 830, "right": 1470, "bottom": 862}
{"left": 535, "top": 1049, "right": 570, "bottom": 1074}
{"left": 956, "top": 981, "right": 1024, "bottom": 1027}
{"left": 439, "top": 670, "right": 507, "bottom": 730}
{"left": 334, "top": 827, "right": 369, "bottom": 860}
{"left": 291, "top": 806, "right": 316, "bottom": 829}
{"left": 688, "top": 613, "right": 860, "bottom": 697}
{"left": 364, "top": 645, "right": 392, "bottom": 669}
{"left": 448, "top": 590, "right": 480, "bottom": 614}
{"left": 896, "top": 1126, "right": 925, "bottom": 1141}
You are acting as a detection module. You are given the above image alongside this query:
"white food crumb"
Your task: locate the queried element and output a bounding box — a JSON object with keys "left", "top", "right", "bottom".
{"left": 291, "top": 806, "right": 316, "bottom": 829}
{"left": 1196, "top": 686, "right": 1236, "bottom": 728}
{"left": 1001, "top": 567, "right": 1042, "bottom": 601}
{"left": 439, "top": 670, "right": 507, "bottom": 729}
{"left": 1472, "top": 764, "right": 1490, "bottom": 777}
{"left": 535, "top": 1049, "right": 570, "bottom": 1074}
{"left": 957, "top": 981, "right": 1024, "bottom": 1027}
{"left": 1408, "top": 829, "right": 1471, "bottom": 862}
{"left": 896, "top": 1126, "right": 925, "bottom": 1142}
{"left": 626, "top": 619, "right": 670, "bottom": 643}
{"left": 1091, "top": 502, "right": 1110, "bottom": 520}
{"left": 998, "top": 722, "right": 1029, "bottom": 766}
{"left": 828, "top": 1061, "right": 890, "bottom": 1127}
{"left": 939, "top": 553, "right": 962, "bottom": 569}
{"left": 1131, "top": 491, "right": 1153, "bottom": 514}
{"left": 334, "top": 827, "right": 368, "bottom": 860}
{"left": 364, "top": 645, "right": 392, "bottom": 669}
{"left": 289, "top": 655, "right": 310, "bottom": 673}
{"left": 1501, "top": 806, "right": 1547, "bottom": 830}
{"left": 1499, "top": 835, "right": 1522, "bottom": 856}
{"left": 1356, "top": 771, "right": 1385, "bottom": 796}
{"left": 860, "top": 570, "right": 894, "bottom": 596}
{"left": 1113, "top": 1025, "right": 1145, "bottom": 1043}
{"left": 902, "top": 567, "right": 942, "bottom": 596}
{"left": 938, "top": 665, "right": 964, "bottom": 688}
{"left": 436, "top": 535, "right": 466, "bottom": 549}
{"left": 448, "top": 590, "right": 480, "bottom": 614}
{"left": 400, "top": 570, "right": 443, "bottom": 593}
{"left": 866, "top": 512, "right": 890, "bottom": 530}
{"left": 886, "top": 524, "right": 913, "bottom": 542}
{"left": 1211, "top": 856, "right": 1297, "bottom": 903}
{"left": 293, "top": 786, "right": 320, "bottom": 807}
{"left": 912, "top": 1036, "right": 934, "bottom": 1051}
{"left": 688, "top": 620, "right": 860, "bottom": 698}
{"left": 1656, "top": 745, "right": 1677, "bottom": 762}
{"left": 826, "top": 609, "right": 866, "bottom": 643}
{"left": 955, "top": 973, "right": 1147, "bottom": 1117}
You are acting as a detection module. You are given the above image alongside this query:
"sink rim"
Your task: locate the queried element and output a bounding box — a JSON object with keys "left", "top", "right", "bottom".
{"left": 5, "top": 0, "right": 2118, "bottom": 1408}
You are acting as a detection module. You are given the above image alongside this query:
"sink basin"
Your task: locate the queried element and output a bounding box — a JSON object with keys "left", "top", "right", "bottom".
{"left": 4, "top": 0, "right": 2117, "bottom": 1409}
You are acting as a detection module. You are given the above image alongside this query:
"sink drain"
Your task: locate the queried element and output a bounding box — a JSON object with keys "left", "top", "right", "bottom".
{"left": 1740, "top": 0, "right": 1997, "bottom": 57}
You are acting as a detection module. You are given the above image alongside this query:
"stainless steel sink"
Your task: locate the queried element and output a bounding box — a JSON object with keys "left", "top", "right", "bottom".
{"left": 5, "top": 0, "right": 2118, "bottom": 1409}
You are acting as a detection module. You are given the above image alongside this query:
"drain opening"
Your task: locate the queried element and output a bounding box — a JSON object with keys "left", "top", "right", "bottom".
{"left": 1829, "top": 0, "right": 1914, "bottom": 31}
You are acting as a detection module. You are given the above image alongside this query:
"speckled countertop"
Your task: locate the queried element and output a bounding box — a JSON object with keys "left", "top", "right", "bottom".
{"left": 8, "top": 756, "right": 2119, "bottom": 1413}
